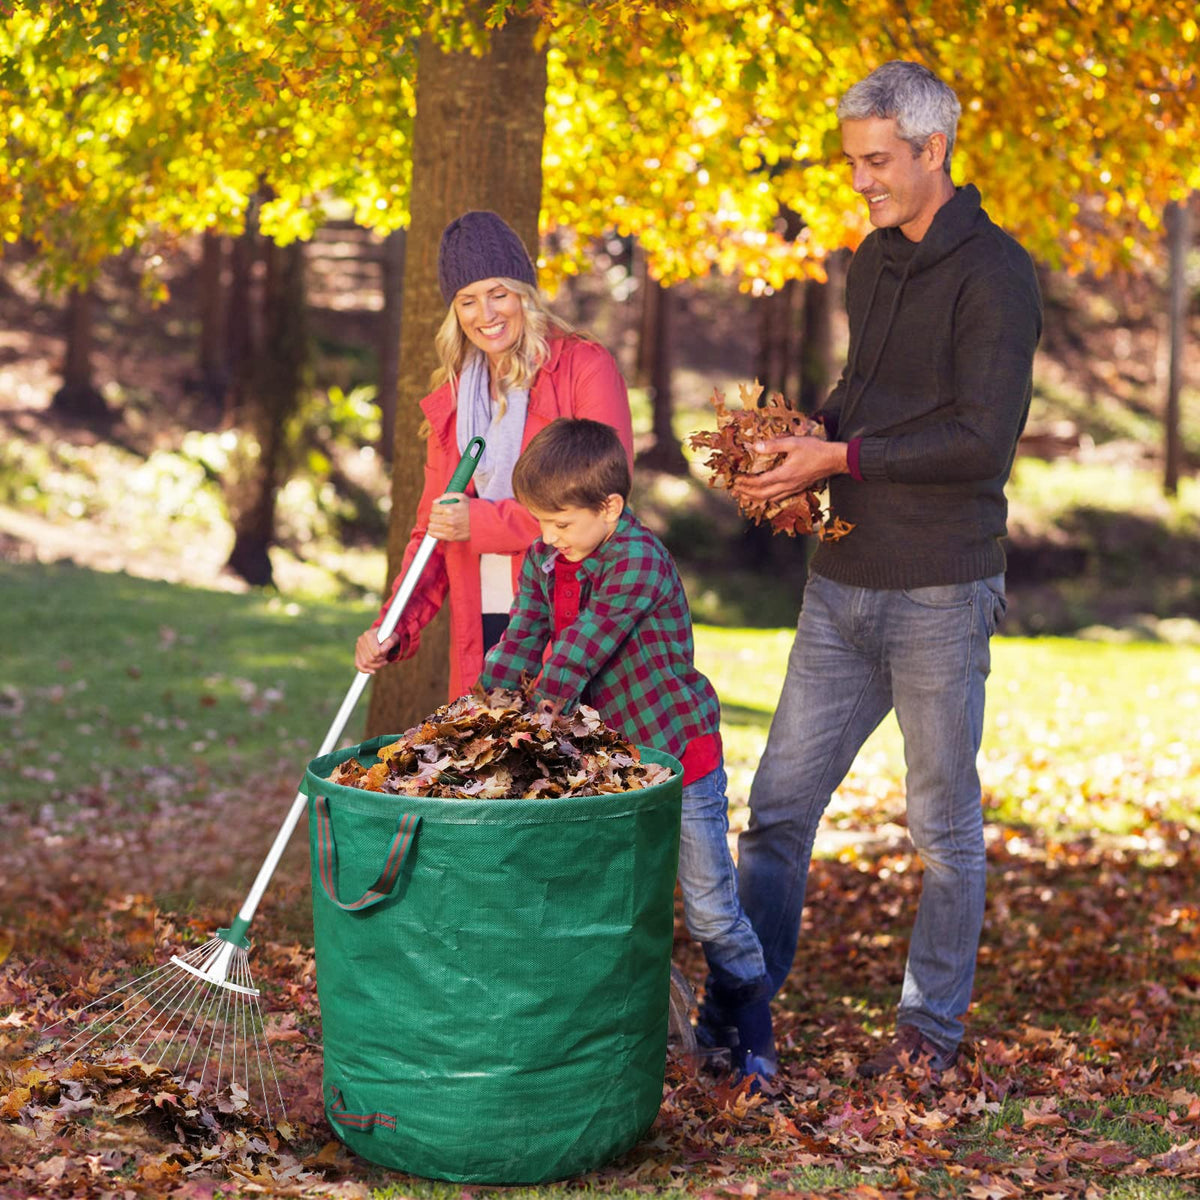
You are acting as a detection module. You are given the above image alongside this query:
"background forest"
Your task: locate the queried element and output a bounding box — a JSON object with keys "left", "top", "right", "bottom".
{"left": 4, "top": 0, "right": 1200, "bottom": 735}
{"left": 2, "top": 215, "right": 1199, "bottom": 638}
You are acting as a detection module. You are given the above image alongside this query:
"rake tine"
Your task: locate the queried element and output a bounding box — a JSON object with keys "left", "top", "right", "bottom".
{"left": 43, "top": 957, "right": 180, "bottom": 1040}
{"left": 42, "top": 934, "right": 284, "bottom": 1121}
{"left": 59, "top": 967, "right": 186, "bottom": 1061}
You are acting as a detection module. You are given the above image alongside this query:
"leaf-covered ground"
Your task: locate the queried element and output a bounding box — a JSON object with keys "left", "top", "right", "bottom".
{"left": 2, "top": 756, "right": 1197, "bottom": 1200}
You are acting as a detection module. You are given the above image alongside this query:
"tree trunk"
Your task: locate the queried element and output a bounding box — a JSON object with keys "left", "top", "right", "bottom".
{"left": 366, "top": 9, "right": 548, "bottom": 739}
{"left": 633, "top": 242, "right": 655, "bottom": 388}
{"left": 377, "top": 228, "right": 406, "bottom": 464}
{"left": 636, "top": 277, "right": 689, "bottom": 474}
{"left": 1164, "top": 197, "right": 1192, "bottom": 497}
{"left": 51, "top": 285, "right": 110, "bottom": 421}
{"left": 798, "top": 271, "right": 834, "bottom": 414}
{"left": 197, "top": 231, "right": 228, "bottom": 410}
{"left": 755, "top": 281, "right": 796, "bottom": 398}
{"left": 224, "top": 240, "right": 308, "bottom": 586}
{"left": 224, "top": 209, "right": 260, "bottom": 429}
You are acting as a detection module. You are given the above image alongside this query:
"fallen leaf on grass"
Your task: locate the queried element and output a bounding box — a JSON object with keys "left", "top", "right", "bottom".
{"left": 1022, "top": 1098, "right": 1066, "bottom": 1129}
{"left": 1149, "top": 1136, "right": 1200, "bottom": 1175}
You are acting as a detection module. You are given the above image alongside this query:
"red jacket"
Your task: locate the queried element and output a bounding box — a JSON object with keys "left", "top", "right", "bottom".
{"left": 373, "top": 335, "right": 634, "bottom": 699}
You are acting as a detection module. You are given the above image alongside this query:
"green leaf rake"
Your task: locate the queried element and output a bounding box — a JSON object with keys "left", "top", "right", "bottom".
{"left": 43, "top": 437, "right": 486, "bottom": 1123}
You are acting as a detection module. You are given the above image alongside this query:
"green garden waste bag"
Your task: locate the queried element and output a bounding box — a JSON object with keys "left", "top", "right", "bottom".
{"left": 302, "top": 734, "right": 683, "bottom": 1184}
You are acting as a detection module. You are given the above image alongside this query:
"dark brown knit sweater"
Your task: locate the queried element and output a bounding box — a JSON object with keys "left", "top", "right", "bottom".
{"left": 811, "top": 184, "right": 1043, "bottom": 590}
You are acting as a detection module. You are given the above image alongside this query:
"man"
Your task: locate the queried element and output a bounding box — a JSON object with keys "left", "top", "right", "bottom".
{"left": 725, "top": 60, "right": 1043, "bottom": 1077}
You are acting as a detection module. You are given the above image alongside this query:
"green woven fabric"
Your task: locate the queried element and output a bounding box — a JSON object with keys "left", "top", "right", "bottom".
{"left": 303, "top": 734, "right": 683, "bottom": 1184}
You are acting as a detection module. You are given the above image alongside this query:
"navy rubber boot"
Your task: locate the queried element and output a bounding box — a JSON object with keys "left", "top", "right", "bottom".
{"left": 730, "top": 991, "right": 778, "bottom": 1091}
{"left": 701, "top": 973, "right": 778, "bottom": 1088}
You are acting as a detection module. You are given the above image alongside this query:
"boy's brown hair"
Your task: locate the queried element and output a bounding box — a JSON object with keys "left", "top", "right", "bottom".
{"left": 512, "top": 418, "right": 631, "bottom": 512}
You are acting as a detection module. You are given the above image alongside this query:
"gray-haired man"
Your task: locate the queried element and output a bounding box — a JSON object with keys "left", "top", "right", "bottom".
{"left": 722, "top": 60, "right": 1042, "bottom": 1077}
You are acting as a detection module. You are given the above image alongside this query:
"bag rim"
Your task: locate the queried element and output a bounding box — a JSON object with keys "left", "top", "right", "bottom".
{"left": 304, "top": 735, "right": 683, "bottom": 824}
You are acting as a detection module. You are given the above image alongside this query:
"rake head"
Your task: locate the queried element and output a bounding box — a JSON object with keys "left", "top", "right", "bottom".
{"left": 41, "top": 931, "right": 287, "bottom": 1125}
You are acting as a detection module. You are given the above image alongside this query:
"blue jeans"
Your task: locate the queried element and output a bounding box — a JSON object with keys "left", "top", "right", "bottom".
{"left": 737, "top": 572, "right": 1006, "bottom": 1051}
{"left": 679, "top": 761, "right": 768, "bottom": 990}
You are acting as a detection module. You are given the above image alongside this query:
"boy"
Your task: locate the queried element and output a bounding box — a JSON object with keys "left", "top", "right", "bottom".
{"left": 478, "top": 417, "right": 777, "bottom": 1084}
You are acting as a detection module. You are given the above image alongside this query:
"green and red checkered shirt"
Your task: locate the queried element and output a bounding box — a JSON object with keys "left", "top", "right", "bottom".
{"left": 479, "top": 510, "right": 721, "bottom": 781}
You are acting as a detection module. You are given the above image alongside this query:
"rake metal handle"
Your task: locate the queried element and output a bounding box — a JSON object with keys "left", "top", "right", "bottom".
{"left": 218, "top": 436, "right": 486, "bottom": 953}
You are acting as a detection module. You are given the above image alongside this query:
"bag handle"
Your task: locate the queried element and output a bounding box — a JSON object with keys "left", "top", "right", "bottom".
{"left": 328, "top": 1084, "right": 396, "bottom": 1132}
{"left": 313, "top": 795, "right": 420, "bottom": 911}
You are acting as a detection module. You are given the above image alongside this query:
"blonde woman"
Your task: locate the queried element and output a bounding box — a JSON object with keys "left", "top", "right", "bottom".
{"left": 355, "top": 210, "right": 634, "bottom": 698}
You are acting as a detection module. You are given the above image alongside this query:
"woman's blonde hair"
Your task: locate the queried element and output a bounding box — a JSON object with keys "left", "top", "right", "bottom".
{"left": 432, "top": 279, "right": 581, "bottom": 416}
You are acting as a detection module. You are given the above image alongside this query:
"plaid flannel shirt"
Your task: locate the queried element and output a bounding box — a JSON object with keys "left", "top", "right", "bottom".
{"left": 478, "top": 510, "right": 721, "bottom": 761}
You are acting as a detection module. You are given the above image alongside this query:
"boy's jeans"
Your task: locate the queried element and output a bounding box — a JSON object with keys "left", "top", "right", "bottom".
{"left": 678, "top": 760, "right": 768, "bottom": 989}
{"left": 737, "top": 572, "right": 1006, "bottom": 1051}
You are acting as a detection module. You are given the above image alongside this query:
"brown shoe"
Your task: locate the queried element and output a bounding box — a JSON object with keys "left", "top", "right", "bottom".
{"left": 856, "top": 1024, "right": 957, "bottom": 1079}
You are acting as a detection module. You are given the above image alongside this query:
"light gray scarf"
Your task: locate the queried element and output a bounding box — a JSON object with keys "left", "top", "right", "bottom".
{"left": 455, "top": 351, "right": 529, "bottom": 501}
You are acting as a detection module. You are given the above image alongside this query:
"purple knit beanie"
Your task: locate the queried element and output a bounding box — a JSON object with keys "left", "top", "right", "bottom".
{"left": 437, "top": 210, "right": 538, "bottom": 305}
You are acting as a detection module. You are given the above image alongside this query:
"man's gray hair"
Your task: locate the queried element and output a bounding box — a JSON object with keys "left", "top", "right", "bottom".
{"left": 838, "top": 61, "right": 962, "bottom": 175}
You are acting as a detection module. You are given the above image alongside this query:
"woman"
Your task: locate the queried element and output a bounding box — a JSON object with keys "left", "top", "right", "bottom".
{"left": 354, "top": 209, "right": 634, "bottom": 698}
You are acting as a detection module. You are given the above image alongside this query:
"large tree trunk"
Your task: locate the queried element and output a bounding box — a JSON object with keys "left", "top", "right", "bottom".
{"left": 366, "top": 10, "right": 548, "bottom": 739}
{"left": 225, "top": 240, "right": 308, "bottom": 586}
{"left": 51, "top": 285, "right": 110, "bottom": 421}
{"left": 377, "top": 228, "right": 406, "bottom": 464}
{"left": 1164, "top": 197, "right": 1192, "bottom": 497}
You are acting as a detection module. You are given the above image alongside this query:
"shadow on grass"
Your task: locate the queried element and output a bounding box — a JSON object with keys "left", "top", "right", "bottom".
{"left": 718, "top": 701, "right": 774, "bottom": 729}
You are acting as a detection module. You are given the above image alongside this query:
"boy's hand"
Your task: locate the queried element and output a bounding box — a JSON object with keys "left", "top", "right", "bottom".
{"left": 428, "top": 492, "right": 470, "bottom": 541}
{"left": 355, "top": 627, "right": 402, "bottom": 673}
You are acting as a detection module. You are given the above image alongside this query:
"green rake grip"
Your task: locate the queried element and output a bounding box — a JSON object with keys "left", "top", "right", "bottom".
{"left": 444, "top": 436, "right": 486, "bottom": 493}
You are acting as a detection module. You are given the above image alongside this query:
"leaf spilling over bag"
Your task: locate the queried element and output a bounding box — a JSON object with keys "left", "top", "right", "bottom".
{"left": 688, "top": 381, "right": 855, "bottom": 541}
{"left": 328, "top": 688, "right": 673, "bottom": 799}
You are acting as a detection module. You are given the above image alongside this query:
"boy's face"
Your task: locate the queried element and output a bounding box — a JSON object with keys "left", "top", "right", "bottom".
{"left": 527, "top": 496, "right": 624, "bottom": 562}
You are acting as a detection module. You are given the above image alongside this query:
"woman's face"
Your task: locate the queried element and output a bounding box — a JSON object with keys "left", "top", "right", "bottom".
{"left": 452, "top": 278, "right": 525, "bottom": 367}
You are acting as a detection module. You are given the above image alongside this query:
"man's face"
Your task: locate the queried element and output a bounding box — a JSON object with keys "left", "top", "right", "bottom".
{"left": 841, "top": 116, "right": 948, "bottom": 242}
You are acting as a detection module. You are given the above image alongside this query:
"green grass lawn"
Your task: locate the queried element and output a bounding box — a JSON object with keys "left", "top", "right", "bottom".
{"left": 4, "top": 559, "right": 1197, "bottom": 840}
{"left": 0, "top": 560, "right": 378, "bottom": 813}
{"left": 697, "top": 623, "right": 1200, "bottom": 838}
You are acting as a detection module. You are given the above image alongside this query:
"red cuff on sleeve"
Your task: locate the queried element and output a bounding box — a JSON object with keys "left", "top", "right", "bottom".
{"left": 846, "top": 437, "right": 864, "bottom": 481}
{"left": 680, "top": 732, "right": 722, "bottom": 786}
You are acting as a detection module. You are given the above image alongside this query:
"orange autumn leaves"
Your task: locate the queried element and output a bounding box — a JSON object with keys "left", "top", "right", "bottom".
{"left": 330, "top": 687, "right": 673, "bottom": 799}
{"left": 689, "top": 381, "right": 855, "bottom": 540}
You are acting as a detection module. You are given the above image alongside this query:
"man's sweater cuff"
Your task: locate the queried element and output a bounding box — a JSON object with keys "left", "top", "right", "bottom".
{"left": 853, "top": 436, "right": 889, "bottom": 481}
{"left": 846, "top": 437, "right": 864, "bottom": 481}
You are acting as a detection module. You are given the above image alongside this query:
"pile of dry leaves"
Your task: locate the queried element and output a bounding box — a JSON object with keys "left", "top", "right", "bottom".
{"left": 1, "top": 1053, "right": 328, "bottom": 1195}
{"left": 688, "top": 381, "right": 854, "bottom": 540}
{"left": 329, "top": 687, "right": 673, "bottom": 799}
{"left": 0, "top": 900, "right": 357, "bottom": 1199}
